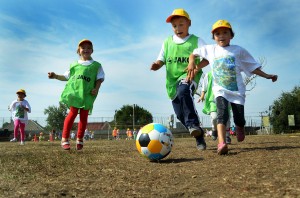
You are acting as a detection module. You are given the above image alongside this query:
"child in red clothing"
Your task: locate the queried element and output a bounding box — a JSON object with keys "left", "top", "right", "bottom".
{"left": 48, "top": 39, "right": 105, "bottom": 150}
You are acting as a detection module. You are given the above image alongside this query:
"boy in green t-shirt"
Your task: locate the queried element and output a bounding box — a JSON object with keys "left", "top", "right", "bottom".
{"left": 150, "top": 9, "right": 208, "bottom": 150}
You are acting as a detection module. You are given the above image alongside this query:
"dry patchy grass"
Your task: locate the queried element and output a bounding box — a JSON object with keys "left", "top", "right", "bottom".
{"left": 0, "top": 134, "right": 300, "bottom": 198}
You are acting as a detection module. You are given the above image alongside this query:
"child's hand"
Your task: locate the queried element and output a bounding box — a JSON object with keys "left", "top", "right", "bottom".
{"left": 197, "top": 96, "right": 205, "bottom": 103}
{"left": 268, "top": 75, "right": 278, "bottom": 82}
{"left": 150, "top": 62, "right": 161, "bottom": 71}
{"left": 48, "top": 72, "right": 56, "bottom": 79}
{"left": 186, "top": 69, "right": 196, "bottom": 82}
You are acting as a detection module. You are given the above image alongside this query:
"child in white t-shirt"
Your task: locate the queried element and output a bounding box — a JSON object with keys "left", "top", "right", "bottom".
{"left": 8, "top": 89, "right": 31, "bottom": 145}
{"left": 188, "top": 20, "right": 278, "bottom": 155}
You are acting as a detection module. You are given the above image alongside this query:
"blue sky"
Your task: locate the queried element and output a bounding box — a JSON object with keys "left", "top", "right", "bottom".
{"left": 1, "top": 0, "right": 299, "bottom": 122}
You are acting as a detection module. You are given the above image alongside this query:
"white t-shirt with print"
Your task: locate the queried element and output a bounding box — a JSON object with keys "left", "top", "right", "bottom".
{"left": 193, "top": 44, "right": 261, "bottom": 105}
{"left": 9, "top": 99, "right": 31, "bottom": 124}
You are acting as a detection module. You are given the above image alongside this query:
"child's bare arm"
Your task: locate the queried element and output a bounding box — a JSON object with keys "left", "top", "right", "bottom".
{"left": 198, "top": 91, "right": 205, "bottom": 103}
{"left": 91, "top": 79, "right": 104, "bottom": 95}
{"left": 48, "top": 72, "right": 67, "bottom": 81}
{"left": 187, "top": 54, "right": 209, "bottom": 82}
{"left": 252, "top": 68, "right": 278, "bottom": 82}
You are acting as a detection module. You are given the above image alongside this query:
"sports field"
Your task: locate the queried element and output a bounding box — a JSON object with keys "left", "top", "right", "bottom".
{"left": 0, "top": 134, "right": 299, "bottom": 197}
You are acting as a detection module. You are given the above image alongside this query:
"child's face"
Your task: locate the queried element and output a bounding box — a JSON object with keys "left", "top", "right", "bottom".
{"left": 17, "top": 93, "right": 25, "bottom": 100}
{"left": 213, "top": 27, "right": 233, "bottom": 47}
{"left": 171, "top": 17, "right": 191, "bottom": 39}
{"left": 78, "top": 42, "right": 93, "bottom": 60}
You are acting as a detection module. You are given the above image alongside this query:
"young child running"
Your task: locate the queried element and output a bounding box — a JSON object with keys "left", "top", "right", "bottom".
{"left": 48, "top": 39, "right": 105, "bottom": 150}
{"left": 9, "top": 89, "right": 31, "bottom": 145}
{"left": 150, "top": 8, "right": 208, "bottom": 150}
{"left": 188, "top": 20, "right": 278, "bottom": 154}
{"left": 198, "top": 71, "right": 231, "bottom": 144}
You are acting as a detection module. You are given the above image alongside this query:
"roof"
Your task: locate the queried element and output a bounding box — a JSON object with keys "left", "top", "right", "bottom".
{"left": 74, "top": 122, "right": 111, "bottom": 131}
{"left": 3, "top": 120, "right": 44, "bottom": 131}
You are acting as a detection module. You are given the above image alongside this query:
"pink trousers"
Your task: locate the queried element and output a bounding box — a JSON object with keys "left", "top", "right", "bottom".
{"left": 14, "top": 119, "right": 26, "bottom": 142}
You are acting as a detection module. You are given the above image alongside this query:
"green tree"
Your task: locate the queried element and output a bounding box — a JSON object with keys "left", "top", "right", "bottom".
{"left": 2, "top": 122, "right": 10, "bottom": 129}
{"left": 44, "top": 102, "right": 68, "bottom": 131}
{"left": 270, "top": 85, "right": 300, "bottom": 133}
{"left": 114, "top": 104, "right": 153, "bottom": 130}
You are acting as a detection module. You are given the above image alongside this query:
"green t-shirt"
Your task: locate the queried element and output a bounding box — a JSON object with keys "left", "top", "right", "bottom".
{"left": 163, "top": 35, "right": 202, "bottom": 100}
{"left": 60, "top": 61, "right": 101, "bottom": 114}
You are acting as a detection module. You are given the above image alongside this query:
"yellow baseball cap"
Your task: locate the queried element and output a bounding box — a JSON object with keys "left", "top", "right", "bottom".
{"left": 16, "top": 89, "right": 26, "bottom": 96}
{"left": 166, "top": 8, "right": 190, "bottom": 23}
{"left": 212, "top": 20, "right": 232, "bottom": 33}
{"left": 78, "top": 39, "right": 93, "bottom": 47}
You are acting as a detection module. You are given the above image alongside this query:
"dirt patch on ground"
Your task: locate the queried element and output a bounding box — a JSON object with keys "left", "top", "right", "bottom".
{"left": 0, "top": 134, "right": 299, "bottom": 197}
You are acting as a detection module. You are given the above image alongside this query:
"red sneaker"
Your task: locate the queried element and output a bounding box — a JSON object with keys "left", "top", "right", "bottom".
{"left": 61, "top": 141, "right": 70, "bottom": 150}
{"left": 76, "top": 140, "right": 84, "bottom": 150}
{"left": 217, "top": 142, "right": 228, "bottom": 155}
{"left": 236, "top": 126, "right": 245, "bottom": 142}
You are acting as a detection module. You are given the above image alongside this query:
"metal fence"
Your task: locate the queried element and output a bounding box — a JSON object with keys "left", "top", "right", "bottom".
{"left": 0, "top": 115, "right": 262, "bottom": 129}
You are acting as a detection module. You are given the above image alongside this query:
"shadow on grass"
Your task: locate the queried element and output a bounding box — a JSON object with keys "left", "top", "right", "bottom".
{"left": 150, "top": 157, "right": 204, "bottom": 164}
{"left": 233, "top": 145, "right": 300, "bottom": 155}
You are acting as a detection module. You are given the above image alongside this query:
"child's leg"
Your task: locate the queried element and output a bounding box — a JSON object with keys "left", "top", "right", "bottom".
{"left": 62, "top": 107, "right": 79, "bottom": 141}
{"left": 172, "top": 97, "right": 185, "bottom": 128}
{"left": 210, "top": 111, "right": 218, "bottom": 140}
{"left": 217, "top": 123, "right": 226, "bottom": 143}
{"left": 77, "top": 109, "right": 89, "bottom": 140}
{"left": 176, "top": 80, "right": 200, "bottom": 128}
{"left": 13, "top": 119, "right": 20, "bottom": 139}
{"left": 231, "top": 103, "right": 246, "bottom": 141}
{"left": 216, "top": 96, "right": 230, "bottom": 144}
{"left": 230, "top": 103, "right": 245, "bottom": 128}
{"left": 19, "top": 122, "right": 26, "bottom": 142}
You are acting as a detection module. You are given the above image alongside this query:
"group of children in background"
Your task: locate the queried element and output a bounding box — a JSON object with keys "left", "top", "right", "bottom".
{"left": 9, "top": 8, "right": 277, "bottom": 155}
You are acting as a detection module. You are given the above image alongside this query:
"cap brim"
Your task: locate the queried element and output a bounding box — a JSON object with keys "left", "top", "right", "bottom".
{"left": 16, "top": 92, "right": 26, "bottom": 96}
{"left": 78, "top": 40, "right": 93, "bottom": 47}
{"left": 211, "top": 26, "right": 231, "bottom": 33}
{"left": 166, "top": 15, "right": 190, "bottom": 23}
{"left": 166, "top": 16, "right": 174, "bottom": 23}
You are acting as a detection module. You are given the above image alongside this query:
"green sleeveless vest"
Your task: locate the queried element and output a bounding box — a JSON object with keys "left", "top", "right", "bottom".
{"left": 60, "top": 61, "right": 101, "bottom": 114}
{"left": 164, "top": 35, "right": 202, "bottom": 100}
{"left": 202, "top": 71, "right": 217, "bottom": 115}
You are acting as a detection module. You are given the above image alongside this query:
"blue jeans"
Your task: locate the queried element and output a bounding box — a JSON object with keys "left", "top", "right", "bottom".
{"left": 172, "top": 80, "right": 200, "bottom": 129}
{"left": 216, "top": 96, "right": 245, "bottom": 127}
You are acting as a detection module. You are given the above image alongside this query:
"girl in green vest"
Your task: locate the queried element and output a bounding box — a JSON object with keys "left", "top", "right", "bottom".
{"left": 48, "top": 39, "right": 105, "bottom": 150}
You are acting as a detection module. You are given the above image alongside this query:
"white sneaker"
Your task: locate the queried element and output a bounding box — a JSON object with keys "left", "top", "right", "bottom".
{"left": 20, "top": 141, "right": 25, "bottom": 145}
{"left": 10, "top": 138, "right": 17, "bottom": 142}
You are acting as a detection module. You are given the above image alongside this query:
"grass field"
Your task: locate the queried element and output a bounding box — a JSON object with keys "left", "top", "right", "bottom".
{"left": 0, "top": 134, "right": 300, "bottom": 198}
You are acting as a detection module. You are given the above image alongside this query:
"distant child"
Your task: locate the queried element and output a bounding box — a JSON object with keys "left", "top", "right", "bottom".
{"left": 133, "top": 128, "right": 137, "bottom": 140}
{"left": 126, "top": 128, "right": 133, "bottom": 140}
{"left": 112, "top": 127, "right": 117, "bottom": 140}
{"left": 48, "top": 39, "right": 105, "bottom": 150}
{"left": 8, "top": 89, "right": 31, "bottom": 145}
{"left": 150, "top": 8, "right": 208, "bottom": 150}
{"left": 70, "top": 131, "right": 75, "bottom": 140}
{"left": 198, "top": 71, "right": 231, "bottom": 144}
{"left": 188, "top": 20, "right": 278, "bottom": 154}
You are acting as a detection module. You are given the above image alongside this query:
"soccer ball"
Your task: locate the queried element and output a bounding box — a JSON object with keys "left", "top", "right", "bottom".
{"left": 136, "top": 123, "right": 174, "bottom": 160}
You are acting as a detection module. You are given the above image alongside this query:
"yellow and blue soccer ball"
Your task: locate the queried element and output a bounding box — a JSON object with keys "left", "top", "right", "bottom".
{"left": 136, "top": 123, "right": 174, "bottom": 160}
